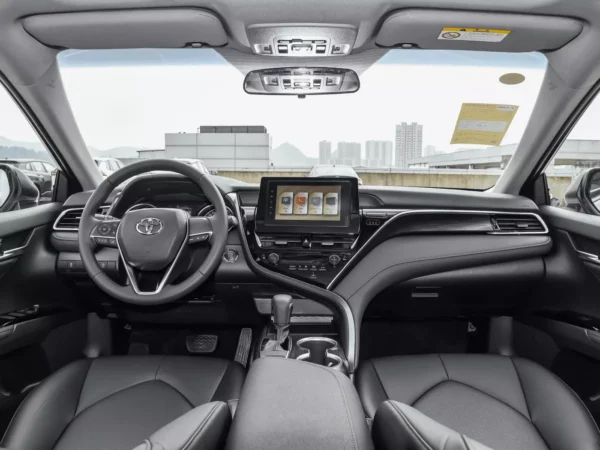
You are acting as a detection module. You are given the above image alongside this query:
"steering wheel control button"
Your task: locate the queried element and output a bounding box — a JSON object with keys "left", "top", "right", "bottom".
{"left": 189, "top": 233, "right": 210, "bottom": 244}
{"left": 223, "top": 248, "right": 239, "bottom": 263}
{"left": 97, "top": 223, "right": 111, "bottom": 236}
{"left": 329, "top": 254, "right": 341, "bottom": 266}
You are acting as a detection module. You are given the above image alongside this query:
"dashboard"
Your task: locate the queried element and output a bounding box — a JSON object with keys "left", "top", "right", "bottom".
{"left": 51, "top": 173, "right": 554, "bottom": 368}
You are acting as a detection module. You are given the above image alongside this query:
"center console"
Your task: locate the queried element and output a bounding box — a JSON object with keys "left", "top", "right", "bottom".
{"left": 252, "top": 177, "right": 360, "bottom": 287}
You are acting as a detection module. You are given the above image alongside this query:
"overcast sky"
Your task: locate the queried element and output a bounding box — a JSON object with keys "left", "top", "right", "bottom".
{"left": 3, "top": 48, "right": 598, "bottom": 158}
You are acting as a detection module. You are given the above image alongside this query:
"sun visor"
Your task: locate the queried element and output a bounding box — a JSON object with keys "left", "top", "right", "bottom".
{"left": 375, "top": 9, "right": 583, "bottom": 52}
{"left": 22, "top": 9, "right": 228, "bottom": 49}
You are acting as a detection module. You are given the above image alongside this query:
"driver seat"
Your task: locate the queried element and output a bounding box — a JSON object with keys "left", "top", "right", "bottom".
{"left": 1, "top": 356, "right": 245, "bottom": 450}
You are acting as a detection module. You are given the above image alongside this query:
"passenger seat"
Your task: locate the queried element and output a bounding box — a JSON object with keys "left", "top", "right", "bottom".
{"left": 357, "top": 354, "right": 600, "bottom": 450}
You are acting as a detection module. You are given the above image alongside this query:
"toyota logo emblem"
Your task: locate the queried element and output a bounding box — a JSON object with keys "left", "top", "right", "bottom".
{"left": 136, "top": 218, "right": 163, "bottom": 235}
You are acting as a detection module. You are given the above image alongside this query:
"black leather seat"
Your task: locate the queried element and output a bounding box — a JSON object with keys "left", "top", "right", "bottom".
{"left": 357, "top": 354, "right": 600, "bottom": 450}
{"left": 1, "top": 356, "right": 245, "bottom": 450}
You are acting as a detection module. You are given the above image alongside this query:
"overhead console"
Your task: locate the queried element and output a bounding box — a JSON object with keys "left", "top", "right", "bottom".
{"left": 253, "top": 177, "right": 360, "bottom": 287}
{"left": 247, "top": 24, "right": 357, "bottom": 56}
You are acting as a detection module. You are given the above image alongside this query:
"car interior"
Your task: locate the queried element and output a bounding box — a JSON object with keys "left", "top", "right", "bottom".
{"left": 3, "top": 0, "right": 600, "bottom": 449}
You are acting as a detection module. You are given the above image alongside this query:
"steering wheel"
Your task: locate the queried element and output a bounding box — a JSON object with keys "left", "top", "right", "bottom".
{"left": 78, "top": 159, "right": 228, "bottom": 305}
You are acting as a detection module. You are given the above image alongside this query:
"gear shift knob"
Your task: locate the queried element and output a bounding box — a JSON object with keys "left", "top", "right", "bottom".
{"left": 272, "top": 294, "right": 293, "bottom": 327}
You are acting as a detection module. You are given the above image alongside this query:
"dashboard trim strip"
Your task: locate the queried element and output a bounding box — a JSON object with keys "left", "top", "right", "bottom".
{"left": 326, "top": 209, "right": 549, "bottom": 290}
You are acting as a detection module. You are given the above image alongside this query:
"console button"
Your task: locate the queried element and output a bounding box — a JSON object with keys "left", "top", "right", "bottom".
{"left": 223, "top": 248, "right": 239, "bottom": 263}
{"left": 267, "top": 253, "right": 280, "bottom": 265}
{"left": 329, "top": 254, "right": 341, "bottom": 267}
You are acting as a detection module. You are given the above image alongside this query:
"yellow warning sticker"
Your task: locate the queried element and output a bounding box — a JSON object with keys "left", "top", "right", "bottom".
{"left": 450, "top": 103, "right": 519, "bottom": 146}
{"left": 438, "top": 28, "right": 511, "bottom": 43}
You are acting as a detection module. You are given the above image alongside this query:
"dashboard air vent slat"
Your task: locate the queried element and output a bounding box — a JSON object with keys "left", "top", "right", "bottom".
{"left": 54, "top": 207, "right": 109, "bottom": 230}
{"left": 491, "top": 214, "right": 545, "bottom": 233}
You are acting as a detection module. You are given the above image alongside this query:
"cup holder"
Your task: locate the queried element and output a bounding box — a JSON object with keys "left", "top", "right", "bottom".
{"left": 295, "top": 337, "right": 343, "bottom": 370}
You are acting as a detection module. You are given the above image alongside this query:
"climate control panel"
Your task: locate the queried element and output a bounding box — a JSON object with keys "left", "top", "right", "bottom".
{"left": 253, "top": 249, "right": 353, "bottom": 287}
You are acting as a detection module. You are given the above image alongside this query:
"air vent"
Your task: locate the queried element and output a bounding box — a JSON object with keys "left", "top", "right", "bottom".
{"left": 54, "top": 207, "right": 110, "bottom": 230}
{"left": 491, "top": 214, "right": 546, "bottom": 234}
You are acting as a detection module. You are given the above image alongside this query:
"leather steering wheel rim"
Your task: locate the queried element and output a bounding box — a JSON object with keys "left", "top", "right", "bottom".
{"left": 78, "top": 159, "right": 228, "bottom": 305}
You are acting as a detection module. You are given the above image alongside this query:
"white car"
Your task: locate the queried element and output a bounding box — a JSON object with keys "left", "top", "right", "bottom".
{"left": 94, "top": 157, "right": 124, "bottom": 177}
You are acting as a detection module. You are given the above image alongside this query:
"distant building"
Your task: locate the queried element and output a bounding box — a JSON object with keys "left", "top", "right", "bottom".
{"left": 331, "top": 142, "right": 361, "bottom": 166}
{"left": 395, "top": 122, "right": 423, "bottom": 168}
{"left": 161, "top": 126, "right": 270, "bottom": 170}
{"left": 424, "top": 145, "right": 438, "bottom": 156}
{"left": 319, "top": 141, "right": 332, "bottom": 164}
{"left": 365, "top": 141, "right": 393, "bottom": 167}
{"left": 407, "top": 140, "right": 600, "bottom": 172}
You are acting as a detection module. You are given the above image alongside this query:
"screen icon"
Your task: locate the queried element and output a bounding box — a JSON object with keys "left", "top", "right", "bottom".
{"left": 278, "top": 192, "right": 294, "bottom": 214}
{"left": 308, "top": 192, "right": 323, "bottom": 215}
{"left": 293, "top": 192, "right": 308, "bottom": 214}
{"left": 324, "top": 193, "right": 339, "bottom": 215}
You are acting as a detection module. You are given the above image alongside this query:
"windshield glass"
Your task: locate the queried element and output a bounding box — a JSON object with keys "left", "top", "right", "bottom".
{"left": 55, "top": 48, "right": 547, "bottom": 189}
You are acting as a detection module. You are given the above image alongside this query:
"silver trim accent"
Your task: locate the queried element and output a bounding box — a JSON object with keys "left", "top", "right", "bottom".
{"left": 53, "top": 207, "right": 112, "bottom": 231}
{"left": 0, "top": 231, "right": 33, "bottom": 262}
{"left": 326, "top": 209, "right": 549, "bottom": 290}
{"left": 576, "top": 250, "right": 600, "bottom": 264}
{"left": 228, "top": 192, "right": 357, "bottom": 372}
{"left": 135, "top": 217, "right": 164, "bottom": 236}
{"left": 115, "top": 220, "right": 189, "bottom": 296}
{"left": 296, "top": 336, "right": 339, "bottom": 350}
{"left": 296, "top": 352, "right": 343, "bottom": 369}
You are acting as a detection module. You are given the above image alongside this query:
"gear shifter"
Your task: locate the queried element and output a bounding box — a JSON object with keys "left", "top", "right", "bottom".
{"left": 272, "top": 294, "right": 293, "bottom": 350}
{"left": 260, "top": 294, "right": 293, "bottom": 358}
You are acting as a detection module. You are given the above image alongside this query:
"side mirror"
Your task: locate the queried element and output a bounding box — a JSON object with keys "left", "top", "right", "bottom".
{"left": 0, "top": 164, "right": 39, "bottom": 212}
{"left": 564, "top": 167, "right": 600, "bottom": 215}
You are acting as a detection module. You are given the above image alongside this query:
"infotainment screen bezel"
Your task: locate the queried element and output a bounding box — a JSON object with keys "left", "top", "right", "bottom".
{"left": 255, "top": 177, "right": 360, "bottom": 235}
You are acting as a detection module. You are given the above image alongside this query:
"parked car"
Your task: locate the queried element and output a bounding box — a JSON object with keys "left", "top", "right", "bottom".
{"left": 94, "top": 157, "right": 125, "bottom": 177}
{"left": 2, "top": 158, "right": 55, "bottom": 197}
{"left": 309, "top": 164, "right": 363, "bottom": 184}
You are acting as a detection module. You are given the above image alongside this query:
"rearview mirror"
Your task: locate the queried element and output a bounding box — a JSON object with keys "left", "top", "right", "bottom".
{"left": 244, "top": 67, "right": 359, "bottom": 96}
{"left": 0, "top": 164, "right": 39, "bottom": 212}
{"left": 564, "top": 167, "right": 600, "bottom": 215}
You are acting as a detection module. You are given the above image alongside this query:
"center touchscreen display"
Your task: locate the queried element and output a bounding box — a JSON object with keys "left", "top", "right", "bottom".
{"left": 275, "top": 185, "right": 341, "bottom": 221}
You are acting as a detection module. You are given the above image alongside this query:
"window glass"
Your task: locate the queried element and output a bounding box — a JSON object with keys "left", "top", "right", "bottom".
{"left": 0, "top": 85, "right": 56, "bottom": 207}
{"left": 545, "top": 95, "right": 600, "bottom": 209}
{"left": 57, "top": 48, "right": 547, "bottom": 190}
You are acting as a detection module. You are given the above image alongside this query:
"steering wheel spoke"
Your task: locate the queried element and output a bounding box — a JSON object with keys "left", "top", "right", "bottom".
{"left": 188, "top": 216, "right": 213, "bottom": 245}
{"left": 79, "top": 159, "right": 228, "bottom": 305}
{"left": 90, "top": 218, "right": 121, "bottom": 248}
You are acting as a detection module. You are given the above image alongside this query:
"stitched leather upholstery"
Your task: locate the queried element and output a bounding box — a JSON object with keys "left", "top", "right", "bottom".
{"left": 358, "top": 354, "right": 600, "bottom": 450}
{"left": 2, "top": 356, "right": 245, "bottom": 450}
{"left": 132, "top": 401, "right": 231, "bottom": 450}
{"left": 374, "top": 401, "right": 493, "bottom": 450}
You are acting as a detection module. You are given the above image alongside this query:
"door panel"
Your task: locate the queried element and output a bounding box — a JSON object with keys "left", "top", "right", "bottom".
{"left": 0, "top": 202, "right": 86, "bottom": 431}
{"left": 516, "top": 205, "right": 600, "bottom": 423}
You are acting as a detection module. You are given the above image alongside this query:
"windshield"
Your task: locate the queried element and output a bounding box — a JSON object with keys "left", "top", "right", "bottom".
{"left": 56, "top": 48, "right": 547, "bottom": 189}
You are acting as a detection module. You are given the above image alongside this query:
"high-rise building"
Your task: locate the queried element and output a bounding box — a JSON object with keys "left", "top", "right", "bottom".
{"left": 319, "top": 141, "right": 332, "bottom": 164}
{"left": 395, "top": 122, "right": 423, "bottom": 168}
{"left": 365, "top": 140, "right": 393, "bottom": 167}
{"left": 331, "top": 142, "right": 361, "bottom": 166}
